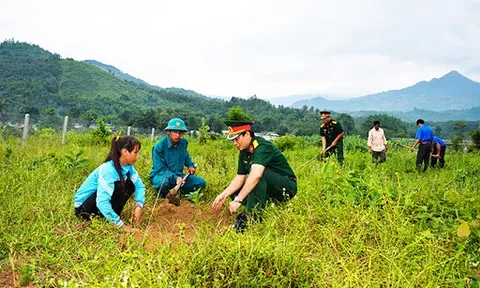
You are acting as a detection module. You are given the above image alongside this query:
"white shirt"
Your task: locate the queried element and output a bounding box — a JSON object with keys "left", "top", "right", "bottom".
{"left": 368, "top": 127, "right": 387, "bottom": 152}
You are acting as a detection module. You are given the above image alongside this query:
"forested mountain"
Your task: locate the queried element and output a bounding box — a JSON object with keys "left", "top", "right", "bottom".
{"left": 292, "top": 71, "right": 480, "bottom": 112}
{"left": 0, "top": 40, "right": 326, "bottom": 135}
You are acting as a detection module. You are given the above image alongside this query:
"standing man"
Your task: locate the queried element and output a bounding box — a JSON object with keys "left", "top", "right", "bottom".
{"left": 410, "top": 119, "right": 434, "bottom": 171}
{"left": 149, "top": 118, "right": 206, "bottom": 204}
{"left": 212, "top": 120, "right": 297, "bottom": 232}
{"left": 368, "top": 120, "right": 388, "bottom": 164}
{"left": 431, "top": 136, "right": 446, "bottom": 168}
{"left": 320, "top": 111, "right": 345, "bottom": 165}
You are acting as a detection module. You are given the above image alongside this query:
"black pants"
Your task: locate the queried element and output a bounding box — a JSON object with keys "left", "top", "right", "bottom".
{"left": 325, "top": 141, "right": 344, "bottom": 164}
{"left": 416, "top": 143, "right": 431, "bottom": 171}
{"left": 75, "top": 179, "right": 135, "bottom": 221}
{"left": 431, "top": 145, "right": 446, "bottom": 168}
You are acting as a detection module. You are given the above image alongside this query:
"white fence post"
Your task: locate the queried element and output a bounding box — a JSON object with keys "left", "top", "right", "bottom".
{"left": 22, "top": 113, "right": 29, "bottom": 145}
{"left": 127, "top": 126, "right": 131, "bottom": 135}
{"left": 151, "top": 128, "right": 155, "bottom": 141}
{"left": 62, "top": 116, "right": 69, "bottom": 144}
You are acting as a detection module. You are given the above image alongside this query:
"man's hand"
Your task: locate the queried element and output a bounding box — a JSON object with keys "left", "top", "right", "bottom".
{"left": 176, "top": 176, "right": 185, "bottom": 187}
{"left": 410, "top": 146, "right": 415, "bottom": 152}
{"left": 331, "top": 141, "right": 337, "bottom": 147}
{"left": 187, "top": 166, "right": 196, "bottom": 175}
{"left": 229, "top": 201, "right": 241, "bottom": 213}
{"left": 212, "top": 193, "right": 227, "bottom": 211}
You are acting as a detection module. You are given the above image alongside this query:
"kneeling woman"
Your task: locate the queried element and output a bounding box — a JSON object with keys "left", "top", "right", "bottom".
{"left": 73, "top": 135, "right": 146, "bottom": 232}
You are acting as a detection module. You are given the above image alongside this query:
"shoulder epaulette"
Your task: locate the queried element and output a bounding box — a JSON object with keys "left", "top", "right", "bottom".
{"left": 332, "top": 121, "right": 337, "bottom": 124}
{"left": 320, "top": 123, "right": 325, "bottom": 128}
{"left": 252, "top": 139, "right": 259, "bottom": 149}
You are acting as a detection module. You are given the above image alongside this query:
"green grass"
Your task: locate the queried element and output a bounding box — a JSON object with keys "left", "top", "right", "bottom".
{"left": 1, "top": 133, "right": 479, "bottom": 287}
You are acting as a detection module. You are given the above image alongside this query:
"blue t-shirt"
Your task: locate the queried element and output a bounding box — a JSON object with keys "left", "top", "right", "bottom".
{"left": 149, "top": 136, "right": 194, "bottom": 185}
{"left": 73, "top": 160, "right": 146, "bottom": 226}
{"left": 433, "top": 136, "right": 446, "bottom": 146}
{"left": 415, "top": 124, "right": 434, "bottom": 143}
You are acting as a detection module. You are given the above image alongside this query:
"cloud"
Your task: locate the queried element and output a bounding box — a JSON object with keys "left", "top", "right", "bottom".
{"left": 1, "top": 0, "right": 479, "bottom": 98}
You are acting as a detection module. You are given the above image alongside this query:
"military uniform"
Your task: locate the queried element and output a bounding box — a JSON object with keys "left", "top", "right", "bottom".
{"left": 236, "top": 136, "right": 297, "bottom": 212}
{"left": 320, "top": 119, "right": 344, "bottom": 164}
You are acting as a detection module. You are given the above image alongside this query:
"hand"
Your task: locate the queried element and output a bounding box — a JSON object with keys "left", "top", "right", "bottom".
{"left": 331, "top": 141, "right": 337, "bottom": 147}
{"left": 321, "top": 148, "right": 326, "bottom": 154}
{"left": 385, "top": 146, "right": 388, "bottom": 152}
{"left": 229, "top": 201, "right": 242, "bottom": 214}
{"left": 187, "top": 167, "right": 196, "bottom": 175}
{"left": 212, "top": 193, "right": 227, "bottom": 211}
{"left": 122, "top": 225, "right": 141, "bottom": 233}
{"left": 410, "top": 147, "right": 414, "bottom": 152}
{"left": 176, "top": 176, "right": 185, "bottom": 187}
{"left": 132, "top": 206, "right": 143, "bottom": 224}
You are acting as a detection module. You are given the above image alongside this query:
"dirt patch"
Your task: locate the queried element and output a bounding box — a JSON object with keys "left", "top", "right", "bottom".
{"left": 0, "top": 269, "right": 17, "bottom": 288}
{"left": 139, "top": 200, "right": 233, "bottom": 248}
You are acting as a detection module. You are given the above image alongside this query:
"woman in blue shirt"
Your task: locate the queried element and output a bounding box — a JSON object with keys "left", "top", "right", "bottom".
{"left": 73, "top": 135, "right": 146, "bottom": 232}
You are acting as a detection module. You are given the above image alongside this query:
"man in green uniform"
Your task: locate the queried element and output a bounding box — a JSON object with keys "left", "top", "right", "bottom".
{"left": 212, "top": 120, "right": 297, "bottom": 232}
{"left": 319, "top": 111, "right": 345, "bottom": 164}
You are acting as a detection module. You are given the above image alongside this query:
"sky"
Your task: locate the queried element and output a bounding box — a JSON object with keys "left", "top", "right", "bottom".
{"left": 1, "top": 0, "right": 480, "bottom": 99}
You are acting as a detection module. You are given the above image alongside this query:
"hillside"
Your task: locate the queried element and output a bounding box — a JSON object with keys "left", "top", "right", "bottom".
{"left": 292, "top": 71, "right": 480, "bottom": 112}
{"left": 0, "top": 41, "right": 325, "bottom": 136}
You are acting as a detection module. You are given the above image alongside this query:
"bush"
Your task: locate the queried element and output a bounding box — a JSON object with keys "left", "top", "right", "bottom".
{"left": 274, "top": 134, "right": 297, "bottom": 151}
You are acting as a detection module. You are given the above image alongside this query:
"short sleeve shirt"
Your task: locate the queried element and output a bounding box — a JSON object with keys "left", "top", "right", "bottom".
{"left": 237, "top": 136, "right": 295, "bottom": 178}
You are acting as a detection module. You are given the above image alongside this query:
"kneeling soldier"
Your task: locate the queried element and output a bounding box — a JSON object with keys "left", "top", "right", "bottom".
{"left": 212, "top": 120, "right": 297, "bottom": 232}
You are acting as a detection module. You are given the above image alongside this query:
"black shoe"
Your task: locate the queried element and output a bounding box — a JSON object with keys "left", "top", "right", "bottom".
{"left": 233, "top": 213, "right": 248, "bottom": 233}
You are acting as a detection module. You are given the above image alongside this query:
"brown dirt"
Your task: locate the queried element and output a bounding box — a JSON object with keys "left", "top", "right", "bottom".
{"left": 138, "top": 199, "right": 234, "bottom": 249}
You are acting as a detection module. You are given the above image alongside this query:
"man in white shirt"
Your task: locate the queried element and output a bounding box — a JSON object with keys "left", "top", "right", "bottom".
{"left": 368, "top": 120, "right": 388, "bottom": 164}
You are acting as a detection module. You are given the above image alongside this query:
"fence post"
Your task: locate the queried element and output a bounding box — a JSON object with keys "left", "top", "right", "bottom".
{"left": 127, "top": 126, "right": 131, "bottom": 136}
{"left": 62, "top": 116, "right": 69, "bottom": 144}
{"left": 151, "top": 128, "right": 155, "bottom": 141}
{"left": 22, "top": 113, "right": 29, "bottom": 145}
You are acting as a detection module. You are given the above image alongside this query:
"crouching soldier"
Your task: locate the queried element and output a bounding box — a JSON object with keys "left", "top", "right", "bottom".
{"left": 211, "top": 120, "right": 297, "bottom": 232}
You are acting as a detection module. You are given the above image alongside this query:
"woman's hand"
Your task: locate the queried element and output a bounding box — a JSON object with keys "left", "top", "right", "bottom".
{"left": 132, "top": 206, "right": 143, "bottom": 224}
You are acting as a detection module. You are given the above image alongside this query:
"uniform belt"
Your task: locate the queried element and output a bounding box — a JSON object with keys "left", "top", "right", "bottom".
{"left": 288, "top": 176, "right": 297, "bottom": 182}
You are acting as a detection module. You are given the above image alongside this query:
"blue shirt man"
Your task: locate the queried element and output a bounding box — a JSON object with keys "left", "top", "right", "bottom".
{"left": 410, "top": 119, "right": 434, "bottom": 171}
{"left": 431, "top": 136, "right": 447, "bottom": 168}
{"left": 149, "top": 118, "right": 206, "bottom": 199}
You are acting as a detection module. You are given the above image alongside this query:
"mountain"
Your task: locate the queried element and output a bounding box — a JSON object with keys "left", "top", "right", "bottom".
{"left": 0, "top": 40, "right": 329, "bottom": 136}
{"left": 267, "top": 94, "right": 325, "bottom": 107}
{"left": 292, "top": 71, "right": 480, "bottom": 112}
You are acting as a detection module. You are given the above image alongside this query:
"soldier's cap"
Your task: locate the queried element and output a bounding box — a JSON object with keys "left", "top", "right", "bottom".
{"left": 224, "top": 120, "right": 254, "bottom": 140}
{"left": 320, "top": 111, "right": 331, "bottom": 119}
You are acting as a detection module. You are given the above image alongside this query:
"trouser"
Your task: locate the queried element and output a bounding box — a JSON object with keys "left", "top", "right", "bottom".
{"left": 151, "top": 174, "right": 206, "bottom": 197}
{"left": 371, "top": 150, "right": 386, "bottom": 163}
{"left": 431, "top": 145, "right": 446, "bottom": 168}
{"left": 416, "top": 143, "right": 431, "bottom": 171}
{"left": 325, "top": 141, "right": 344, "bottom": 164}
{"left": 232, "top": 168, "right": 297, "bottom": 213}
{"left": 75, "top": 179, "right": 135, "bottom": 220}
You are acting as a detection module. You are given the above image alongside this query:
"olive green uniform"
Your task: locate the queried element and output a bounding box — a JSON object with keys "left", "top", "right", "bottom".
{"left": 320, "top": 120, "right": 344, "bottom": 164}
{"left": 236, "top": 136, "right": 297, "bottom": 212}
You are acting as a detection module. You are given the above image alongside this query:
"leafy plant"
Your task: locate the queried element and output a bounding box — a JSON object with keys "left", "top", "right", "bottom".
{"left": 185, "top": 188, "right": 204, "bottom": 207}
{"left": 63, "top": 149, "right": 88, "bottom": 171}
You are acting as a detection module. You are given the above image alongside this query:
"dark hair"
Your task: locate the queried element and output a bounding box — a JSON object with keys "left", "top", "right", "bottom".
{"left": 245, "top": 130, "right": 255, "bottom": 138}
{"left": 105, "top": 135, "right": 141, "bottom": 196}
{"left": 373, "top": 120, "right": 380, "bottom": 126}
{"left": 416, "top": 119, "right": 425, "bottom": 125}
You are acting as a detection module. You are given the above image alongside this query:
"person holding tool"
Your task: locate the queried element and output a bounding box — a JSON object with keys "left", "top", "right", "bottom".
{"left": 212, "top": 119, "right": 297, "bottom": 232}
{"left": 149, "top": 118, "right": 206, "bottom": 205}
{"left": 431, "top": 135, "right": 446, "bottom": 168}
{"left": 410, "top": 119, "right": 434, "bottom": 172}
{"left": 320, "top": 111, "right": 345, "bottom": 165}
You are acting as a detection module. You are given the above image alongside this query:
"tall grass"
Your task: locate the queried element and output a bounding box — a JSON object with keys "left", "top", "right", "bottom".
{"left": 1, "top": 133, "right": 479, "bottom": 287}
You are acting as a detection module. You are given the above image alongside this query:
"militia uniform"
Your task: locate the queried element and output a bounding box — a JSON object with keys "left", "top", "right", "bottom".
{"left": 319, "top": 111, "right": 344, "bottom": 164}
{"left": 236, "top": 136, "right": 297, "bottom": 212}
{"left": 225, "top": 120, "right": 297, "bottom": 213}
